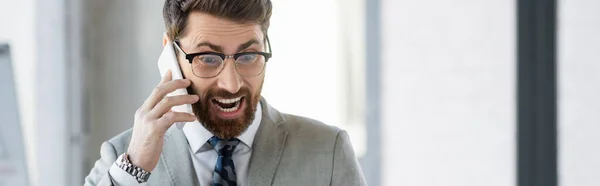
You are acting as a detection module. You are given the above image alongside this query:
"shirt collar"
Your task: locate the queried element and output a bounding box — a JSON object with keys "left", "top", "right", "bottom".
{"left": 183, "top": 102, "right": 262, "bottom": 153}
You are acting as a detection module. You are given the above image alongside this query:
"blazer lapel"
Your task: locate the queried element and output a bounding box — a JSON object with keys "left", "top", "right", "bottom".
{"left": 247, "top": 98, "right": 288, "bottom": 186}
{"left": 160, "top": 127, "right": 199, "bottom": 186}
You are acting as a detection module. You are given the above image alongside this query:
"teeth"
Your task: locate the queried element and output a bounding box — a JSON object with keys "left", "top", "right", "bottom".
{"left": 215, "top": 97, "right": 242, "bottom": 104}
{"left": 217, "top": 101, "right": 240, "bottom": 112}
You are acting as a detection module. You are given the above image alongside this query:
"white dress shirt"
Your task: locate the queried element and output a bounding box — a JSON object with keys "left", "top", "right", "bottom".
{"left": 109, "top": 103, "right": 262, "bottom": 186}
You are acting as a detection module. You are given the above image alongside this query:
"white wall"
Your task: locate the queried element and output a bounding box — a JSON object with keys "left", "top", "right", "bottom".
{"left": 85, "top": 0, "right": 164, "bottom": 164}
{"left": 0, "top": 0, "right": 38, "bottom": 185}
{"left": 263, "top": 0, "right": 366, "bottom": 156}
{"left": 558, "top": 0, "right": 600, "bottom": 185}
{"left": 380, "top": 0, "right": 515, "bottom": 185}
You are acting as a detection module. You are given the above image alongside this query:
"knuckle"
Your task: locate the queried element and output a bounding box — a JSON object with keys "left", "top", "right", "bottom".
{"left": 153, "top": 86, "right": 164, "bottom": 95}
{"left": 149, "top": 120, "right": 159, "bottom": 127}
{"left": 135, "top": 108, "right": 148, "bottom": 121}
{"left": 134, "top": 108, "right": 143, "bottom": 117}
{"left": 163, "top": 96, "right": 175, "bottom": 105}
{"left": 142, "top": 115, "right": 152, "bottom": 123}
{"left": 163, "top": 112, "right": 175, "bottom": 121}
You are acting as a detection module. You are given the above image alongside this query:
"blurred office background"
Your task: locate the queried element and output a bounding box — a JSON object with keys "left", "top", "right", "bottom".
{"left": 0, "top": 0, "right": 598, "bottom": 185}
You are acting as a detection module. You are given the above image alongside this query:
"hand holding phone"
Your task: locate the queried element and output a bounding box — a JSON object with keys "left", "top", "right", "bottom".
{"left": 124, "top": 41, "right": 199, "bottom": 172}
{"left": 157, "top": 41, "right": 194, "bottom": 129}
{"left": 127, "top": 70, "right": 198, "bottom": 172}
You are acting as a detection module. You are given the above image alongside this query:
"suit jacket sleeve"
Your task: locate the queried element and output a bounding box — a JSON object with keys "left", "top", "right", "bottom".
{"left": 84, "top": 141, "right": 118, "bottom": 186}
{"left": 331, "top": 130, "right": 367, "bottom": 186}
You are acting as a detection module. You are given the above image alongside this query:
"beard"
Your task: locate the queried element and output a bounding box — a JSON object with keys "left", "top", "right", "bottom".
{"left": 188, "top": 85, "right": 261, "bottom": 139}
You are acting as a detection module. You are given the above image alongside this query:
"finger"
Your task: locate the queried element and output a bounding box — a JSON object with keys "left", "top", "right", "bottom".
{"left": 160, "top": 70, "right": 172, "bottom": 84}
{"left": 156, "top": 111, "right": 196, "bottom": 128}
{"left": 145, "top": 78, "right": 191, "bottom": 109}
{"left": 141, "top": 70, "right": 173, "bottom": 110}
{"left": 149, "top": 94, "right": 199, "bottom": 118}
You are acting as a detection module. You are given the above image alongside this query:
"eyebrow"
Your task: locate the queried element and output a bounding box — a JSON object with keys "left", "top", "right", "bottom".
{"left": 196, "top": 42, "right": 224, "bottom": 53}
{"left": 237, "top": 39, "right": 260, "bottom": 52}
{"left": 195, "top": 38, "right": 260, "bottom": 53}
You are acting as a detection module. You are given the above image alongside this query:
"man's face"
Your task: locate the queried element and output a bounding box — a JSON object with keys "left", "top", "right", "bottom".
{"left": 175, "top": 12, "right": 266, "bottom": 139}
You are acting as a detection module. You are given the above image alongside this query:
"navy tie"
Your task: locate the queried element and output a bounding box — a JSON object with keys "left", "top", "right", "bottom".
{"left": 208, "top": 136, "right": 240, "bottom": 186}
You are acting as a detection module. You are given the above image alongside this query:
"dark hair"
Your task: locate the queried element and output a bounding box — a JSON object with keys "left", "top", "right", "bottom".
{"left": 163, "top": 0, "right": 272, "bottom": 41}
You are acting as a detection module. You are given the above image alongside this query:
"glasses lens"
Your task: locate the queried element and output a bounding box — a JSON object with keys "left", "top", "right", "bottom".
{"left": 235, "top": 54, "right": 266, "bottom": 77}
{"left": 192, "top": 54, "right": 224, "bottom": 77}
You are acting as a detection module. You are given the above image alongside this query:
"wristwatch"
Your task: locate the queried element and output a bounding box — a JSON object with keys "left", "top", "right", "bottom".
{"left": 115, "top": 153, "right": 151, "bottom": 183}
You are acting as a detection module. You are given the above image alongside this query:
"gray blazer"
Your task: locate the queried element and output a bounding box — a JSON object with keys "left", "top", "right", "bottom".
{"left": 84, "top": 98, "right": 367, "bottom": 186}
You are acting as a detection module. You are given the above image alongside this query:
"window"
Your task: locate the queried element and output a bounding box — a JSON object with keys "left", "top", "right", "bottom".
{"left": 263, "top": 0, "right": 366, "bottom": 156}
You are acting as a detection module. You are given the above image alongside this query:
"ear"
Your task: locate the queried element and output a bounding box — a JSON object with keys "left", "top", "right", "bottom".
{"left": 162, "top": 32, "right": 170, "bottom": 47}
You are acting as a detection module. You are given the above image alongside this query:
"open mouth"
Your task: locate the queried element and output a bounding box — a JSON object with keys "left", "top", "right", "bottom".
{"left": 211, "top": 96, "right": 244, "bottom": 113}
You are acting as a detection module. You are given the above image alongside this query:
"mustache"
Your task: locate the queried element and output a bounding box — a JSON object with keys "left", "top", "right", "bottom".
{"left": 207, "top": 88, "right": 250, "bottom": 99}
{"left": 187, "top": 86, "right": 252, "bottom": 100}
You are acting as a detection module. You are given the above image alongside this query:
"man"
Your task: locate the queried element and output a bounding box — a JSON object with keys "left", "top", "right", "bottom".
{"left": 84, "top": 0, "right": 366, "bottom": 185}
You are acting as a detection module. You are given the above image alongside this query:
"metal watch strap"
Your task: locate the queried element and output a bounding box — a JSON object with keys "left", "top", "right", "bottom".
{"left": 116, "top": 153, "right": 151, "bottom": 183}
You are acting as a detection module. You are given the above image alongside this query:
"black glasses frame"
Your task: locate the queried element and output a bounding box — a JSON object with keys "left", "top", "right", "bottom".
{"left": 173, "top": 35, "right": 273, "bottom": 78}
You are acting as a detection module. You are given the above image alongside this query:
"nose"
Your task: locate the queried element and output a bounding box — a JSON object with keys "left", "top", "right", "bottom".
{"left": 217, "top": 59, "right": 243, "bottom": 94}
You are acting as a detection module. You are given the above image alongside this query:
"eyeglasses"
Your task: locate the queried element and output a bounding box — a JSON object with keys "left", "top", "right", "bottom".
{"left": 173, "top": 35, "right": 272, "bottom": 78}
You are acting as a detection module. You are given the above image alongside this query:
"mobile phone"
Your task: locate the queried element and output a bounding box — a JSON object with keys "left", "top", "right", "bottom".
{"left": 157, "top": 41, "right": 194, "bottom": 129}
